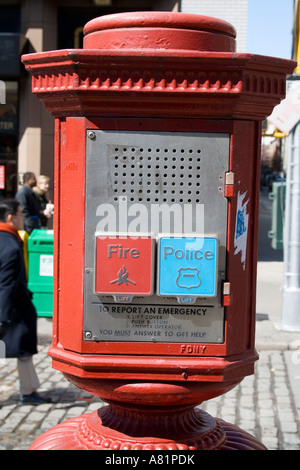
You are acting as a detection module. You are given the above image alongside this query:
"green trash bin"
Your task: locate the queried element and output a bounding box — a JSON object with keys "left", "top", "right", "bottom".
{"left": 28, "top": 229, "right": 54, "bottom": 317}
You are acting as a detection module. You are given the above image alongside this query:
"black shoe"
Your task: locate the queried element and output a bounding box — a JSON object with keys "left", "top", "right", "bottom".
{"left": 20, "top": 392, "right": 52, "bottom": 405}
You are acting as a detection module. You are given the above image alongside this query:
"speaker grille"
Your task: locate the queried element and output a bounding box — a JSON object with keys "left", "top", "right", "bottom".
{"left": 110, "top": 145, "right": 202, "bottom": 204}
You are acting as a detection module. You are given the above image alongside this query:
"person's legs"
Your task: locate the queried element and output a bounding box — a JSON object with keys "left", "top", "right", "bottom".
{"left": 17, "top": 356, "right": 51, "bottom": 404}
{"left": 17, "top": 356, "right": 40, "bottom": 396}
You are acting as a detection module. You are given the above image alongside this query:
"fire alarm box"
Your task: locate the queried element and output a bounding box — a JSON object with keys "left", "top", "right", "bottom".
{"left": 22, "top": 11, "right": 295, "bottom": 391}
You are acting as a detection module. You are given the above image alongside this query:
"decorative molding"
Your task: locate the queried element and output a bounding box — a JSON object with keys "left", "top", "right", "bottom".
{"left": 28, "top": 405, "right": 267, "bottom": 450}
{"left": 31, "top": 66, "right": 286, "bottom": 98}
{"left": 22, "top": 51, "right": 294, "bottom": 119}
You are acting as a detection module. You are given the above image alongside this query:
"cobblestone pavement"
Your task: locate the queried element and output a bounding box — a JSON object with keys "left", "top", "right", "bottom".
{"left": 0, "top": 339, "right": 299, "bottom": 450}
{"left": 202, "top": 349, "right": 300, "bottom": 450}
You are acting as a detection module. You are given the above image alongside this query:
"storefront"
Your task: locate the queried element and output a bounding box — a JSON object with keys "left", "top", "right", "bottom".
{"left": 0, "top": 80, "right": 19, "bottom": 197}
{"left": 0, "top": 5, "right": 24, "bottom": 197}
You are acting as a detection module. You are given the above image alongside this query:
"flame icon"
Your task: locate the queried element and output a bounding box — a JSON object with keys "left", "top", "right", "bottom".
{"left": 110, "top": 266, "right": 136, "bottom": 286}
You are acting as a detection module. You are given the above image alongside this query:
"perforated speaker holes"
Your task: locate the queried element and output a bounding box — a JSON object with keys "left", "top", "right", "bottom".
{"left": 110, "top": 146, "right": 201, "bottom": 204}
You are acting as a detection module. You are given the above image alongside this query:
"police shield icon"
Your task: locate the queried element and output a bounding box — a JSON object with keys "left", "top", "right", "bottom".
{"left": 176, "top": 268, "right": 201, "bottom": 289}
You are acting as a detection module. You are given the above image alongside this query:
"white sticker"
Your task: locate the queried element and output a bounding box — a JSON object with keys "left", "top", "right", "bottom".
{"left": 39, "top": 254, "right": 53, "bottom": 277}
{"left": 0, "top": 80, "right": 5, "bottom": 104}
{"left": 234, "top": 191, "right": 249, "bottom": 270}
{"left": 0, "top": 340, "right": 6, "bottom": 364}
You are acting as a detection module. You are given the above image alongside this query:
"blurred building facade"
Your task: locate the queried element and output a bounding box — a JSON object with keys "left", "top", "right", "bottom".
{"left": 0, "top": 0, "right": 248, "bottom": 201}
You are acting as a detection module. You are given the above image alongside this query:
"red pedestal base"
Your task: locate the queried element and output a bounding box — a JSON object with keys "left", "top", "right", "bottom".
{"left": 29, "top": 403, "right": 266, "bottom": 450}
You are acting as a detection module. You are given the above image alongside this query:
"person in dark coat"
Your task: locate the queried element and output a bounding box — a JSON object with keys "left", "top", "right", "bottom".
{"left": 0, "top": 199, "right": 51, "bottom": 404}
{"left": 33, "top": 175, "right": 54, "bottom": 228}
{"left": 15, "top": 172, "right": 41, "bottom": 234}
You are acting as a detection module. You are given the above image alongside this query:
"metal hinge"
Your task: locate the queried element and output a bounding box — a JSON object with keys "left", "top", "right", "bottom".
{"left": 222, "top": 281, "right": 231, "bottom": 306}
{"left": 225, "top": 172, "right": 235, "bottom": 198}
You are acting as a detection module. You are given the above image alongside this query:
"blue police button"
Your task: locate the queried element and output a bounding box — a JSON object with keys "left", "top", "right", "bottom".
{"left": 158, "top": 236, "right": 218, "bottom": 297}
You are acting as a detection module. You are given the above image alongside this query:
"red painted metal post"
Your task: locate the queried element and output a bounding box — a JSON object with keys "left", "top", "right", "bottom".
{"left": 22, "top": 12, "right": 295, "bottom": 450}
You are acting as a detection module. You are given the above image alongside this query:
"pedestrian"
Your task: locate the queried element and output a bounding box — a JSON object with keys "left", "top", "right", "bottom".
{"left": 15, "top": 172, "right": 41, "bottom": 234}
{"left": 0, "top": 199, "right": 51, "bottom": 404}
{"left": 33, "top": 175, "right": 54, "bottom": 228}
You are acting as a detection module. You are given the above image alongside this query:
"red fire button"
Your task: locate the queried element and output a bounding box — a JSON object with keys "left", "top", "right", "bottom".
{"left": 95, "top": 235, "right": 154, "bottom": 296}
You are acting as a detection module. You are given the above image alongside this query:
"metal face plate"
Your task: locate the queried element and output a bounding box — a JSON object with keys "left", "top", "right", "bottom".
{"left": 83, "top": 130, "right": 230, "bottom": 344}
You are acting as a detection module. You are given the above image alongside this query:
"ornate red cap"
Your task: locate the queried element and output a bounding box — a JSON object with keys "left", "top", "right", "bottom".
{"left": 83, "top": 11, "right": 237, "bottom": 52}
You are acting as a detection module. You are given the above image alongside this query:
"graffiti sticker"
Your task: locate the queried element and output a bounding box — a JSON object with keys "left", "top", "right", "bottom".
{"left": 234, "top": 191, "right": 249, "bottom": 270}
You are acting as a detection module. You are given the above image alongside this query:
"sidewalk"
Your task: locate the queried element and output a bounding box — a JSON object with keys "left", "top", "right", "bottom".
{"left": 0, "top": 192, "right": 300, "bottom": 450}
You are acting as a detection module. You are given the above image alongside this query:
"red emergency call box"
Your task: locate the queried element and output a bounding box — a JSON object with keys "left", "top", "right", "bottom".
{"left": 22, "top": 12, "right": 295, "bottom": 450}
